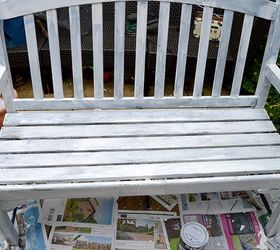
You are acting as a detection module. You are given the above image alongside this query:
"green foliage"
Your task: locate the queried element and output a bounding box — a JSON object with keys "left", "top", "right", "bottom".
{"left": 242, "top": 57, "right": 280, "bottom": 133}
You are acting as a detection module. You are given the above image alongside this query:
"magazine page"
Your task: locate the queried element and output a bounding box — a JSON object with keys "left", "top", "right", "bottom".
{"left": 162, "top": 217, "right": 181, "bottom": 250}
{"left": 182, "top": 214, "right": 228, "bottom": 250}
{"left": 220, "top": 211, "right": 266, "bottom": 250}
{"left": 15, "top": 201, "right": 47, "bottom": 250}
{"left": 117, "top": 196, "right": 178, "bottom": 213}
{"left": 115, "top": 211, "right": 170, "bottom": 250}
{"left": 48, "top": 224, "right": 114, "bottom": 250}
{"left": 41, "top": 198, "right": 116, "bottom": 227}
{"left": 150, "top": 195, "right": 178, "bottom": 211}
{"left": 179, "top": 192, "right": 254, "bottom": 215}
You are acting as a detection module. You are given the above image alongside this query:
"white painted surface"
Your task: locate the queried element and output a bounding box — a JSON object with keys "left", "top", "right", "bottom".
{"left": 134, "top": 0, "right": 148, "bottom": 98}
{"left": 12, "top": 96, "right": 258, "bottom": 110}
{"left": 114, "top": 1, "right": 126, "bottom": 98}
{"left": 155, "top": 1, "right": 170, "bottom": 98}
{"left": 231, "top": 15, "right": 254, "bottom": 97}
{"left": 212, "top": 10, "right": 234, "bottom": 97}
{"left": 265, "top": 64, "right": 280, "bottom": 93}
{"left": 0, "top": 0, "right": 277, "bottom": 21}
{"left": 92, "top": 3, "right": 104, "bottom": 98}
{"left": 24, "top": 14, "right": 44, "bottom": 99}
{"left": 47, "top": 9, "right": 64, "bottom": 99}
{"left": 69, "top": 6, "right": 84, "bottom": 99}
{"left": 174, "top": 4, "right": 192, "bottom": 97}
{"left": 193, "top": 6, "right": 213, "bottom": 97}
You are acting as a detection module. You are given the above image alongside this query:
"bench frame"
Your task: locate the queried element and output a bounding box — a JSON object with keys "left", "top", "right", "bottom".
{"left": 1, "top": 0, "right": 280, "bottom": 246}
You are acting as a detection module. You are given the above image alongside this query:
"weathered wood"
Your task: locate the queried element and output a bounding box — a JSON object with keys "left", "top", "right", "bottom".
{"left": 193, "top": 6, "right": 213, "bottom": 97}
{"left": 154, "top": 2, "right": 170, "bottom": 98}
{"left": 0, "top": 67, "right": 14, "bottom": 112}
{"left": 134, "top": 0, "right": 148, "bottom": 98}
{"left": 265, "top": 201, "right": 280, "bottom": 237}
{"left": 12, "top": 96, "right": 258, "bottom": 110}
{"left": 69, "top": 6, "right": 84, "bottom": 99}
{"left": 1, "top": 145, "right": 280, "bottom": 168}
{"left": 92, "top": 3, "right": 104, "bottom": 98}
{"left": 1, "top": 133, "right": 279, "bottom": 154}
{"left": 1, "top": 121, "right": 275, "bottom": 140}
{"left": 46, "top": 9, "right": 64, "bottom": 99}
{"left": 3, "top": 108, "right": 269, "bottom": 126}
{"left": 0, "top": 21, "right": 15, "bottom": 112}
{"left": 24, "top": 14, "right": 44, "bottom": 99}
{"left": 0, "top": 0, "right": 277, "bottom": 21}
{"left": 212, "top": 10, "right": 234, "bottom": 97}
{"left": 1, "top": 158, "right": 280, "bottom": 185}
{"left": 231, "top": 15, "right": 254, "bottom": 97}
{"left": 256, "top": 4, "right": 280, "bottom": 108}
{"left": 265, "top": 64, "right": 280, "bottom": 93}
{"left": 1, "top": 174, "right": 280, "bottom": 201}
{"left": 0, "top": 211, "right": 19, "bottom": 246}
{"left": 114, "top": 1, "right": 126, "bottom": 98}
{"left": 174, "top": 4, "right": 192, "bottom": 97}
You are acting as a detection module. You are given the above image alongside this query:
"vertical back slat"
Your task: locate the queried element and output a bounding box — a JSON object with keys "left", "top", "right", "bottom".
{"left": 24, "top": 14, "right": 44, "bottom": 99}
{"left": 114, "top": 2, "right": 126, "bottom": 98}
{"left": 212, "top": 10, "right": 234, "bottom": 97}
{"left": 134, "top": 0, "right": 148, "bottom": 98}
{"left": 231, "top": 14, "right": 254, "bottom": 97}
{"left": 154, "top": 2, "right": 170, "bottom": 98}
{"left": 193, "top": 6, "right": 213, "bottom": 97}
{"left": 174, "top": 4, "right": 192, "bottom": 97}
{"left": 46, "top": 9, "right": 64, "bottom": 99}
{"left": 92, "top": 3, "right": 104, "bottom": 99}
{"left": 0, "top": 21, "right": 15, "bottom": 112}
{"left": 69, "top": 6, "right": 84, "bottom": 99}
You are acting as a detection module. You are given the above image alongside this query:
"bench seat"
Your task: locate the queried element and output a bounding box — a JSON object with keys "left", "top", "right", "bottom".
{"left": 0, "top": 108, "right": 280, "bottom": 200}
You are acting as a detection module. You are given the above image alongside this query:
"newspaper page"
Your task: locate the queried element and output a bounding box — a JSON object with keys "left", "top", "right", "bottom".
{"left": 15, "top": 201, "right": 47, "bottom": 249}
{"left": 150, "top": 195, "right": 178, "bottom": 211}
{"left": 179, "top": 192, "right": 255, "bottom": 215}
{"left": 182, "top": 214, "right": 228, "bottom": 250}
{"left": 220, "top": 211, "right": 266, "bottom": 250}
{"left": 41, "top": 198, "right": 116, "bottom": 226}
{"left": 115, "top": 211, "right": 172, "bottom": 250}
{"left": 48, "top": 224, "right": 114, "bottom": 250}
{"left": 162, "top": 217, "right": 181, "bottom": 250}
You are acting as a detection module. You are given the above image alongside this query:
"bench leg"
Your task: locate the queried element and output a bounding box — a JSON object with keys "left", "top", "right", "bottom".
{"left": 0, "top": 210, "right": 19, "bottom": 246}
{"left": 265, "top": 201, "right": 280, "bottom": 237}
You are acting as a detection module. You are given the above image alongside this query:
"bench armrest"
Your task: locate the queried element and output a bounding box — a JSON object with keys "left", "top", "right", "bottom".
{"left": 265, "top": 64, "right": 280, "bottom": 93}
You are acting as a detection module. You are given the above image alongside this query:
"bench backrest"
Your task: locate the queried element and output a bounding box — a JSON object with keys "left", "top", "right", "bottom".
{"left": 0, "top": 0, "right": 280, "bottom": 111}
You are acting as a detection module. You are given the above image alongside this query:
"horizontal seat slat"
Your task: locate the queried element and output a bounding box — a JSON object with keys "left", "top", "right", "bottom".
{"left": 12, "top": 96, "right": 259, "bottom": 110}
{"left": 1, "top": 158, "right": 280, "bottom": 184}
{"left": 0, "top": 121, "right": 276, "bottom": 139}
{"left": 1, "top": 145, "right": 280, "bottom": 168}
{"left": 0, "top": 133, "right": 279, "bottom": 153}
{"left": 3, "top": 108, "right": 269, "bottom": 126}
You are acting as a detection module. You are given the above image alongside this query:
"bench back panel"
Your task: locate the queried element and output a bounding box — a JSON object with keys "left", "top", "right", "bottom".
{"left": 0, "top": 0, "right": 279, "bottom": 111}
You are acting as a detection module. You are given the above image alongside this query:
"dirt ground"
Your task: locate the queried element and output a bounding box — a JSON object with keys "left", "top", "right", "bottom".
{"left": 13, "top": 68, "right": 230, "bottom": 98}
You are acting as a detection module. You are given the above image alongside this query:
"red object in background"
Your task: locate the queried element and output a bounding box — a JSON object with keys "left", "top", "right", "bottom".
{"left": 104, "top": 71, "right": 111, "bottom": 82}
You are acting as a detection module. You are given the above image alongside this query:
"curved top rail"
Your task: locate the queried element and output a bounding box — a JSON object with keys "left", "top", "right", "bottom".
{"left": 0, "top": 0, "right": 278, "bottom": 20}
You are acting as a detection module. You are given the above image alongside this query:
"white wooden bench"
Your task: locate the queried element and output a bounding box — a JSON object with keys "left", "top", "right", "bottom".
{"left": 1, "top": 0, "right": 280, "bottom": 246}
